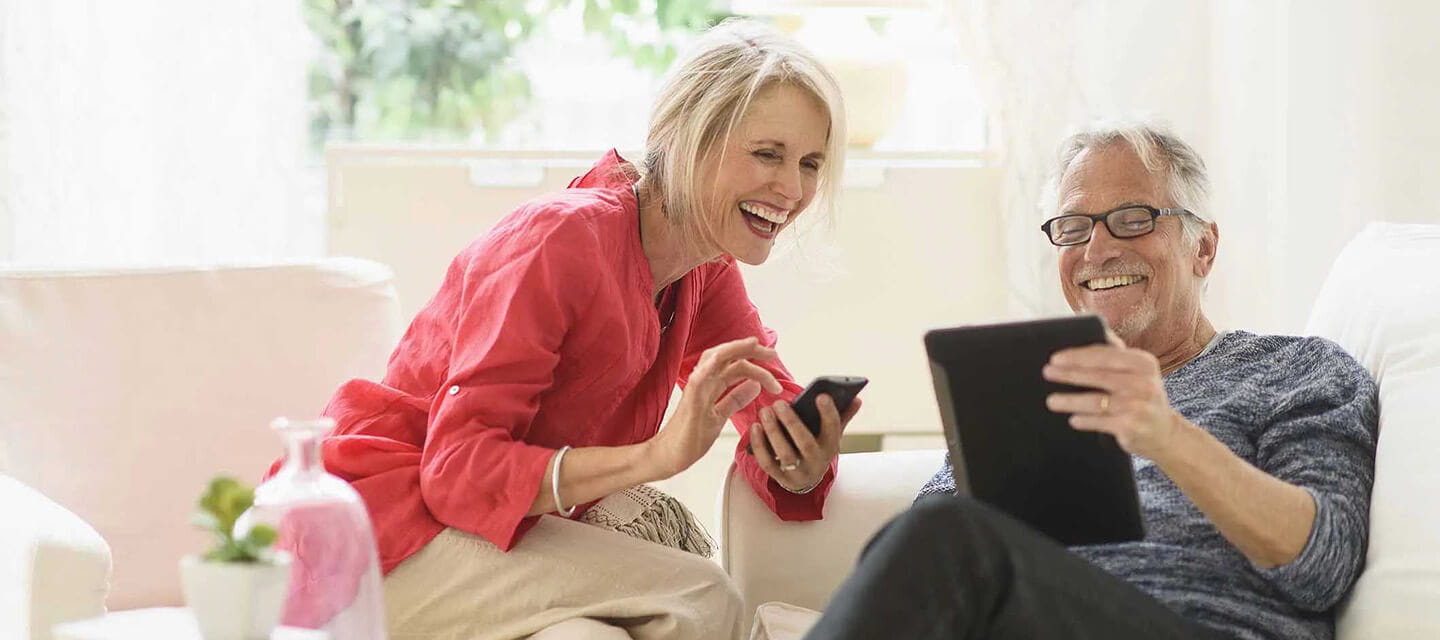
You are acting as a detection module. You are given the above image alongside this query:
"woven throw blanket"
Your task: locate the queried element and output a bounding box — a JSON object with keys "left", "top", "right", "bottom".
{"left": 579, "top": 484, "right": 716, "bottom": 558}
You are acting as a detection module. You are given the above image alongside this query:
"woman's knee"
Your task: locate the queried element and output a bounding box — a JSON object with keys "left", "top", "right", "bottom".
{"left": 689, "top": 555, "right": 744, "bottom": 610}
{"left": 664, "top": 554, "right": 744, "bottom": 638}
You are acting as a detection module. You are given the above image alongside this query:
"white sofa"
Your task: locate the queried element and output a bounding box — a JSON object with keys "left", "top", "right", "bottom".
{"left": 1, "top": 258, "right": 649, "bottom": 640}
{"left": 719, "top": 222, "right": 1440, "bottom": 639}
{"left": 0, "top": 260, "right": 404, "bottom": 638}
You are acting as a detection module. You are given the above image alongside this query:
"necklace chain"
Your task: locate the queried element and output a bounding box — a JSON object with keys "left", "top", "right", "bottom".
{"left": 636, "top": 181, "right": 677, "bottom": 333}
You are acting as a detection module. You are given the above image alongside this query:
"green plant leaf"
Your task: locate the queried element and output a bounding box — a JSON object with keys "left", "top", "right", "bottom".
{"left": 244, "top": 524, "right": 279, "bottom": 549}
{"left": 582, "top": 0, "right": 607, "bottom": 33}
{"left": 193, "top": 475, "right": 266, "bottom": 562}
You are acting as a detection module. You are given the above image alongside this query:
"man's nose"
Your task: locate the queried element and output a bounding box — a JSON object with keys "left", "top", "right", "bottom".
{"left": 1083, "top": 221, "right": 1124, "bottom": 261}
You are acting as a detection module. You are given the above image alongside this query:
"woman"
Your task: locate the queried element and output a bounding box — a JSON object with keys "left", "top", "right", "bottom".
{"left": 313, "top": 19, "right": 856, "bottom": 640}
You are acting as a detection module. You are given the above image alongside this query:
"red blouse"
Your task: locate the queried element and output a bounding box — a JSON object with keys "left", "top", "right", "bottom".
{"left": 304, "top": 151, "right": 835, "bottom": 574}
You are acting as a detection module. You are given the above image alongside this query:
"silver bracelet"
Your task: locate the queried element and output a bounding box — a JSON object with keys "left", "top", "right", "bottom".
{"left": 783, "top": 475, "right": 823, "bottom": 495}
{"left": 551, "top": 445, "right": 576, "bottom": 517}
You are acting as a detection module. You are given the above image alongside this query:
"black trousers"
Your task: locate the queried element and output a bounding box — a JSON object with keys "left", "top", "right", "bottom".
{"left": 803, "top": 495, "right": 1233, "bottom": 640}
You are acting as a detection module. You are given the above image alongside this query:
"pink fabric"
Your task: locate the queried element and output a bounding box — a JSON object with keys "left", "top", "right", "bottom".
{"left": 276, "top": 503, "right": 370, "bottom": 628}
{"left": 283, "top": 151, "right": 831, "bottom": 574}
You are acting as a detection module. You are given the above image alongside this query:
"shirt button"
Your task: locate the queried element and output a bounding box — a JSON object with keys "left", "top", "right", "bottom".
{"left": 447, "top": 385, "right": 460, "bottom": 396}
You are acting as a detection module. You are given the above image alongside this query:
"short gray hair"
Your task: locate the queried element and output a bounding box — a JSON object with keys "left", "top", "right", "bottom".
{"left": 1050, "top": 121, "right": 1213, "bottom": 246}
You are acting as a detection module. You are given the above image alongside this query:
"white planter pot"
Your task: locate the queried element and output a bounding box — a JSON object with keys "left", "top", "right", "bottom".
{"left": 180, "top": 554, "right": 292, "bottom": 640}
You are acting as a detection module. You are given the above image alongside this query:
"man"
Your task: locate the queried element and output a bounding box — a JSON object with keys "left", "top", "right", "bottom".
{"left": 803, "top": 124, "right": 1378, "bottom": 640}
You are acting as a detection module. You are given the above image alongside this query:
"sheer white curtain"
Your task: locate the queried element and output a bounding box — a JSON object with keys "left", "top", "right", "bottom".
{"left": 0, "top": 1, "right": 316, "bottom": 266}
{"left": 946, "top": 0, "right": 1440, "bottom": 334}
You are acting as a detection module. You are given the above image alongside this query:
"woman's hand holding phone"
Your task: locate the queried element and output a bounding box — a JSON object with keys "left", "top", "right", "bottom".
{"left": 749, "top": 387, "right": 863, "bottom": 493}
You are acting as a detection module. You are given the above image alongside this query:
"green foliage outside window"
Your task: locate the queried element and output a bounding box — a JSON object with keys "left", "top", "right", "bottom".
{"left": 304, "top": 0, "right": 731, "bottom": 146}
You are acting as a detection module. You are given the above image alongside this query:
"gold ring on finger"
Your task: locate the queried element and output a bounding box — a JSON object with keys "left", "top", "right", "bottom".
{"left": 780, "top": 462, "right": 799, "bottom": 472}
{"left": 1099, "top": 394, "right": 1110, "bottom": 414}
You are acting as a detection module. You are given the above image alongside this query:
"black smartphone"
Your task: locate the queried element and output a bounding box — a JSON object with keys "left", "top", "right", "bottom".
{"left": 790, "top": 375, "right": 869, "bottom": 436}
{"left": 749, "top": 375, "right": 868, "bottom": 454}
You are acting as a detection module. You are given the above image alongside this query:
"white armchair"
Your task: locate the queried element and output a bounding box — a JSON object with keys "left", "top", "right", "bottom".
{"left": 1, "top": 476, "right": 110, "bottom": 640}
{"left": 0, "top": 259, "right": 404, "bottom": 638}
{"left": 718, "top": 223, "right": 1440, "bottom": 639}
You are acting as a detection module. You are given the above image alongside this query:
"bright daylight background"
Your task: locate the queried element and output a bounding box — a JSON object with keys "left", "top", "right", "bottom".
{"left": 4, "top": 0, "right": 1439, "bottom": 528}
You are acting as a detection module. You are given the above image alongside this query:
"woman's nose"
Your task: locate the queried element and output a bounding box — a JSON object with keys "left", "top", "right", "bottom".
{"left": 772, "top": 165, "right": 802, "bottom": 202}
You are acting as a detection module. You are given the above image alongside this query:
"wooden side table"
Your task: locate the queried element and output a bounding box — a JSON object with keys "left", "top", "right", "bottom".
{"left": 53, "top": 607, "right": 329, "bottom": 640}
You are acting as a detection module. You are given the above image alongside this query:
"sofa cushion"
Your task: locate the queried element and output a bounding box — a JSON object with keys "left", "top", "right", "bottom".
{"left": 747, "top": 601, "right": 821, "bottom": 640}
{"left": 719, "top": 449, "right": 944, "bottom": 623}
{"left": 0, "top": 259, "right": 402, "bottom": 610}
{"left": 1304, "top": 223, "right": 1440, "bottom": 637}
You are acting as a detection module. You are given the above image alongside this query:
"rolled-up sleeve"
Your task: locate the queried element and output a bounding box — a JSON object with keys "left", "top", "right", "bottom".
{"left": 1253, "top": 338, "right": 1379, "bottom": 611}
{"left": 679, "top": 259, "right": 834, "bottom": 520}
{"left": 417, "top": 215, "right": 599, "bottom": 550}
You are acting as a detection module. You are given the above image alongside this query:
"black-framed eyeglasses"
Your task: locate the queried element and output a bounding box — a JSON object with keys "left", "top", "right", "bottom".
{"left": 1040, "top": 205, "right": 1194, "bottom": 246}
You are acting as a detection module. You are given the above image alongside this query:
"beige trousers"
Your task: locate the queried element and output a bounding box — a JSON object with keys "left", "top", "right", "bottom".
{"left": 383, "top": 516, "right": 746, "bottom": 640}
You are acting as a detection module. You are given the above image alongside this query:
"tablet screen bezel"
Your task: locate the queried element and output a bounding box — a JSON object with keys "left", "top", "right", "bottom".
{"left": 924, "top": 315, "right": 1144, "bottom": 546}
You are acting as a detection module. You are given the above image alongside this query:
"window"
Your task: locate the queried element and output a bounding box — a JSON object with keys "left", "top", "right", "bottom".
{"left": 307, "top": 0, "right": 986, "bottom": 152}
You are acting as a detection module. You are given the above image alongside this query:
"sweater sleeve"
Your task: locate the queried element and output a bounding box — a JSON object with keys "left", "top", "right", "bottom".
{"left": 678, "top": 259, "right": 834, "bottom": 520}
{"left": 415, "top": 212, "right": 600, "bottom": 551}
{"left": 1252, "top": 337, "right": 1379, "bottom": 611}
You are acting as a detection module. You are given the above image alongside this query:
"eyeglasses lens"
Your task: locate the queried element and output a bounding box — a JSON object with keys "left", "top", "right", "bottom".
{"left": 1108, "top": 208, "right": 1155, "bottom": 238}
{"left": 1052, "top": 216, "right": 1092, "bottom": 245}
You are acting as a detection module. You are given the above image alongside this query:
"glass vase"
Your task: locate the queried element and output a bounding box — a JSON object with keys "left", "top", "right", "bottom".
{"left": 237, "top": 418, "right": 387, "bottom": 640}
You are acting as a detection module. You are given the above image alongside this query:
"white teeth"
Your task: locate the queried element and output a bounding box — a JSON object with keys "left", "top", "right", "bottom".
{"left": 1084, "top": 275, "right": 1146, "bottom": 291}
{"left": 739, "top": 201, "right": 790, "bottom": 225}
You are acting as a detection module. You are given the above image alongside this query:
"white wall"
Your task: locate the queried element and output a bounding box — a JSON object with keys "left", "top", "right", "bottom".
{"left": 953, "top": 0, "right": 1440, "bottom": 334}
{"left": 1206, "top": 0, "right": 1440, "bottom": 333}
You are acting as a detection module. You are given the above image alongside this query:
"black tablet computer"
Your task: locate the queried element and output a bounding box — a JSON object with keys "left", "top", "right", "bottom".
{"left": 924, "top": 315, "right": 1144, "bottom": 546}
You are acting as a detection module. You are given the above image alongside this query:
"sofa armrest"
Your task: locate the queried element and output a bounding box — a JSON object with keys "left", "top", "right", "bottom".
{"left": 717, "top": 449, "right": 945, "bottom": 620}
{"left": 1, "top": 475, "right": 111, "bottom": 640}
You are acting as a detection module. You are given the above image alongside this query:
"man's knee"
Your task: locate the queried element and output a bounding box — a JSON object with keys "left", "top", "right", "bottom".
{"left": 847, "top": 495, "right": 1018, "bottom": 600}
{"left": 900, "top": 495, "right": 1011, "bottom": 546}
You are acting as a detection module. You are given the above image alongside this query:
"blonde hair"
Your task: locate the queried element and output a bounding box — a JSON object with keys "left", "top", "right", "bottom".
{"left": 640, "top": 18, "right": 847, "bottom": 256}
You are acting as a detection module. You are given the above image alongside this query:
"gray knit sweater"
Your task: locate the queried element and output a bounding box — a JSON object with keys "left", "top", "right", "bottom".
{"left": 916, "top": 331, "right": 1379, "bottom": 640}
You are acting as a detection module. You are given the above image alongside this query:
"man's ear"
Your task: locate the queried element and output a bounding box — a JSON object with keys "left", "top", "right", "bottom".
{"left": 1194, "top": 222, "right": 1218, "bottom": 278}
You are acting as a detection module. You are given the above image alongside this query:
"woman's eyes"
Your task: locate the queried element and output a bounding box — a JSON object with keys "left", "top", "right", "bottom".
{"left": 752, "top": 149, "right": 821, "bottom": 171}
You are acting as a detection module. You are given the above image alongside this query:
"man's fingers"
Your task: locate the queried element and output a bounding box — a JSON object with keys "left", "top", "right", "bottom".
{"left": 1045, "top": 392, "right": 1112, "bottom": 415}
{"left": 1068, "top": 413, "right": 1115, "bottom": 433}
{"left": 1041, "top": 364, "right": 1141, "bottom": 393}
{"left": 1049, "top": 344, "right": 1149, "bottom": 373}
